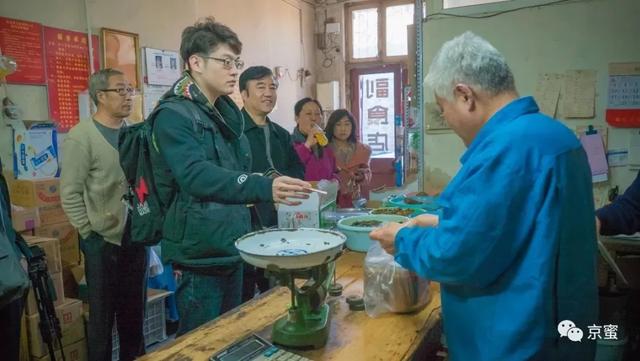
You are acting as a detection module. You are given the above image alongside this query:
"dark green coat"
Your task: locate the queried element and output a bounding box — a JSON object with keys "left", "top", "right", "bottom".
{"left": 242, "top": 108, "right": 304, "bottom": 227}
{"left": 151, "top": 94, "right": 273, "bottom": 268}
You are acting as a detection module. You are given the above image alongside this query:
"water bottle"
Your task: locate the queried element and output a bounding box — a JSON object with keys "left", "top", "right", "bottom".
{"left": 395, "top": 157, "right": 404, "bottom": 187}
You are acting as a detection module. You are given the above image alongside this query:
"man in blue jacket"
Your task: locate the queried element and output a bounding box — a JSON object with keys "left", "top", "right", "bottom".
{"left": 370, "top": 32, "right": 598, "bottom": 360}
{"left": 597, "top": 170, "right": 640, "bottom": 235}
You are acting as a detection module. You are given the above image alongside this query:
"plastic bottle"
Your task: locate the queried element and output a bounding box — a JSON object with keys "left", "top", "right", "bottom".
{"left": 313, "top": 125, "right": 328, "bottom": 147}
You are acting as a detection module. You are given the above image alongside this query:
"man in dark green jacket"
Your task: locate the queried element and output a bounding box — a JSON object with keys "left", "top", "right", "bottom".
{"left": 239, "top": 66, "right": 304, "bottom": 300}
{"left": 150, "top": 18, "right": 310, "bottom": 336}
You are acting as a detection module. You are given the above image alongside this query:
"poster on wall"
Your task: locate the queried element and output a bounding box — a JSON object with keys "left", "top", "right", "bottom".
{"left": 44, "top": 26, "right": 99, "bottom": 132}
{"left": 102, "top": 28, "right": 140, "bottom": 89}
{"left": 0, "top": 16, "right": 45, "bottom": 84}
{"left": 606, "top": 62, "right": 640, "bottom": 128}
{"left": 144, "top": 47, "right": 181, "bottom": 86}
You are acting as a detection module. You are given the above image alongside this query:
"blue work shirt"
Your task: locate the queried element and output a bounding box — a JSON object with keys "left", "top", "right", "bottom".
{"left": 395, "top": 97, "right": 598, "bottom": 361}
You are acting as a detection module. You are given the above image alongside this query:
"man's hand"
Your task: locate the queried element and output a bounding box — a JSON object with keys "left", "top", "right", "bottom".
{"left": 272, "top": 176, "right": 311, "bottom": 205}
{"left": 406, "top": 214, "right": 439, "bottom": 228}
{"left": 369, "top": 222, "right": 405, "bottom": 255}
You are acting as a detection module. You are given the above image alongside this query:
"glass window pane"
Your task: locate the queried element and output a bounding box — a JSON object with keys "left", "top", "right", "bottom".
{"left": 359, "top": 72, "right": 395, "bottom": 159}
{"left": 444, "top": 0, "right": 509, "bottom": 9}
{"left": 352, "top": 8, "right": 378, "bottom": 59}
{"left": 385, "top": 4, "right": 414, "bottom": 57}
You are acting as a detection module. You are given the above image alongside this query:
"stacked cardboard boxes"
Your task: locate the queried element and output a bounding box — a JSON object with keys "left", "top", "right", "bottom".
{"left": 26, "top": 298, "right": 85, "bottom": 359}
{"left": 22, "top": 236, "right": 65, "bottom": 314}
{"left": 8, "top": 177, "right": 80, "bottom": 268}
{"left": 7, "top": 177, "right": 87, "bottom": 361}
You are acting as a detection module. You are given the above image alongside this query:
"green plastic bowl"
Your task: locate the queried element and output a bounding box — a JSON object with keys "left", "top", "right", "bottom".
{"left": 336, "top": 214, "right": 409, "bottom": 252}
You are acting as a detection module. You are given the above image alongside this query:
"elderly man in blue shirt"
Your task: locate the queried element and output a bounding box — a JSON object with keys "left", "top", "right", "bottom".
{"left": 371, "top": 32, "right": 598, "bottom": 361}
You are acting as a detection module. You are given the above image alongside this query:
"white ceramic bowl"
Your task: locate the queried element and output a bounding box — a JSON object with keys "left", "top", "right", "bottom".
{"left": 235, "top": 228, "right": 346, "bottom": 270}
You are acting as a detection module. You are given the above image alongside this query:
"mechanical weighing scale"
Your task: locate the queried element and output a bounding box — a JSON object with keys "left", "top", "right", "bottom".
{"left": 232, "top": 228, "right": 346, "bottom": 354}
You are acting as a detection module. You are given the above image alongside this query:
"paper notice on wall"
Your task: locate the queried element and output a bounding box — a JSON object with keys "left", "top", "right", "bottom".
{"left": 579, "top": 132, "right": 608, "bottom": 183}
{"left": 534, "top": 73, "right": 562, "bottom": 118}
{"left": 628, "top": 129, "right": 640, "bottom": 167}
{"left": 563, "top": 70, "right": 596, "bottom": 118}
{"left": 143, "top": 84, "right": 170, "bottom": 119}
{"left": 576, "top": 125, "right": 608, "bottom": 148}
{"left": 607, "top": 148, "right": 629, "bottom": 167}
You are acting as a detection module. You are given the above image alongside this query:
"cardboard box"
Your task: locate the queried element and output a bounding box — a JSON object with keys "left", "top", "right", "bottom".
{"left": 37, "top": 204, "right": 68, "bottom": 226}
{"left": 9, "top": 178, "right": 60, "bottom": 208}
{"left": 11, "top": 204, "right": 40, "bottom": 232}
{"left": 23, "top": 236, "right": 62, "bottom": 274}
{"left": 61, "top": 264, "right": 84, "bottom": 299}
{"left": 27, "top": 298, "right": 84, "bottom": 357}
{"left": 31, "top": 338, "right": 86, "bottom": 361}
{"left": 26, "top": 271, "right": 65, "bottom": 316}
{"left": 12, "top": 123, "right": 59, "bottom": 180}
{"left": 35, "top": 222, "right": 80, "bottom": 266}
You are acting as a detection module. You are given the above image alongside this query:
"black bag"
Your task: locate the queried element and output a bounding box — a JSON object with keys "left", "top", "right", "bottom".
{"left": 0, "top": 169, "right": 29, "bottom": 308}
{"left": 118, "top": 100, "right": 201, "bottom": 246}
{"left": 0, "top": 231, "right": 29, "bottom": 308}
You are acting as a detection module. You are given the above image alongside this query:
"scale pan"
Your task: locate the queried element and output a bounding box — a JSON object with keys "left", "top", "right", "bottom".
{"left": 235, "top": 228, "right": 346, "bottom": 269}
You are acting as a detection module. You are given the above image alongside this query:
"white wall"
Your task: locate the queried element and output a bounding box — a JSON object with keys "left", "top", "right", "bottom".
{"left": 422, "top": 0, "right": 640, "bottom": 206}
{"left": 0, "top": 0, "right": 316, "bottom": 169}
{"left": 314, "top": 0, "right": 348, "bottom": 109}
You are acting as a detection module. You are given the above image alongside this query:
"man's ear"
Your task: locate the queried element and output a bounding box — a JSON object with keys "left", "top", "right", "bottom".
{"left": 188, "top": 54, "right": 203, "bottom": 74}
{"left": 240, "top": 89, "right": 249, "bottom": 101}
{"left": 95, "top": 91, "right": 106, "bottom": 106}
{"left": 454, "top": 83, "right": 476, "bottom": 112}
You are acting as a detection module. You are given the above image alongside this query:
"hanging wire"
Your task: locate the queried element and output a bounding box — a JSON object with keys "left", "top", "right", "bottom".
{"left": 425, "top": 0, "right": 573, "bottom": 21}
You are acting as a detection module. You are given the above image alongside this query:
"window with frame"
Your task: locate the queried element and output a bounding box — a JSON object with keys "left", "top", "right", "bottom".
{"left": 443, "top": 0, "right": 510, "bottom": 9}
{"left": 348, "top": 1, "right": 414, "bottom": 63}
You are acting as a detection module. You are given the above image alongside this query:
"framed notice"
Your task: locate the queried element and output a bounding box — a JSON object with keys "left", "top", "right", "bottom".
{"left": 144, "top": 47, "right": 181, "bottom": 86}
{"left": 0, "top": 16, "right": 45, "bottom": 84}
{"left": 44, "top": 26, "right": 100, "bottom": 132}
{"left": 101, "top": 28, "right": 140, "bottom": 88}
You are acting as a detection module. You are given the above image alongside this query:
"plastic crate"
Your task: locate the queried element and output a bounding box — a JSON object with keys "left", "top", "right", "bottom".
{"left": 111, "top": 289, "right": 172, "bottom": 361}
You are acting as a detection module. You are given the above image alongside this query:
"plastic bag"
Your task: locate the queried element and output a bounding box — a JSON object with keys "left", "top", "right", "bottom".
{"left": 363, "top": 241, "right": 430, "bottom": 317}
{"left": 148, "top": 246, "right": 164, "bottom": 278}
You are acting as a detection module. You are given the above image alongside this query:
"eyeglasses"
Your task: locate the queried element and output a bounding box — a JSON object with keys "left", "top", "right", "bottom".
{"left": 100, "top": 87, "right": 135, "bottom": 96}
{"left": 201, "top": 56, "right": 245, "bottom": 70}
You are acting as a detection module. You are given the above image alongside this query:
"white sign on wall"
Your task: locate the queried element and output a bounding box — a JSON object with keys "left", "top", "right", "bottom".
{"left": 359, "top": 72, "right": 395, "bottom": 159}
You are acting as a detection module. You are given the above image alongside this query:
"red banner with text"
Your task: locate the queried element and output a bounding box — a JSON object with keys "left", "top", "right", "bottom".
{"left": 44, "top": 26, "right": 99, "bottom": 132}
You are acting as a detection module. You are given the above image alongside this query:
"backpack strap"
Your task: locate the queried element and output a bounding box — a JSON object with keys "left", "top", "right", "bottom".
{"left": 150, "top": 100, "right": 206, "bottom": 153}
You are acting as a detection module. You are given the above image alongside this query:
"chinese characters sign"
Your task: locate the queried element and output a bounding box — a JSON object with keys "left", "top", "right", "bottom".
{"left": 359, "top": 72, "right": 395, "bottom": 159}
{"left": 44, "top": 26, "right": 99, "bottom": 132}
{"left": 0, "top": 16, "right": 45, "bottom": 84}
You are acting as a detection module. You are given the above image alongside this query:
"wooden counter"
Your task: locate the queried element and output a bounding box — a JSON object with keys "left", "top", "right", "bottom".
{"left": 139, "top": 251, "right": 442, "bottom": 361}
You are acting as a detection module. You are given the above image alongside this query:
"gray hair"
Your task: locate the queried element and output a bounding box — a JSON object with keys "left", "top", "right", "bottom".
{"left": 424, "top": 31, "right": 515, "bottom": 101}
{"left": 89, "top": 68, "right": 124, "bottom": 105}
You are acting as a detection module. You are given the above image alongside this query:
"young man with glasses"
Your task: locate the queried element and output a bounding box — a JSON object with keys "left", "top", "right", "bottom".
{"left": 150, "top": 17, "right": 310, "bottom": 335}
{"left": 61, "top": 68, "right": 148, "bottom": 361}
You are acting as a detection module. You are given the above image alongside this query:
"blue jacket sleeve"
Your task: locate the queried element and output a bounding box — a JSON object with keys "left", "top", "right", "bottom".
{"left": 596, "top": 170, "right": 640, "bottom": 235}
{"left": 394, "top": 151, "right": 543, "bottom": 288}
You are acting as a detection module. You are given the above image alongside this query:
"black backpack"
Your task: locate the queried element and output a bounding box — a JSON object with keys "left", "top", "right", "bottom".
{"left": 118, "top": 100, "right": 201, "bottom": 246}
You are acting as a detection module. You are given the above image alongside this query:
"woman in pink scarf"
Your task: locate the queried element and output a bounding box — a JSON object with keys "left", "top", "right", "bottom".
{"left": 326, "top": 109, "right": 372, "bottom": 208}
